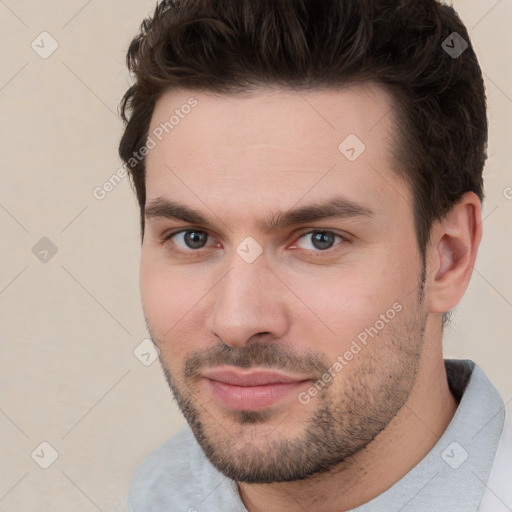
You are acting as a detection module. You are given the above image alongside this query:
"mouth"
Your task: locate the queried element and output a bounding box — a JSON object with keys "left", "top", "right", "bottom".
{"left": 201, "top": 367, "right": 312, "bottom": 411}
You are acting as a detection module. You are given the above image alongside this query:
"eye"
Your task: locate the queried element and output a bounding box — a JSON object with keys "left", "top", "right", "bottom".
{"left": 163, "top": 228, "right": 347, "bottom": 256}
{"left": 165, "top": 229, "right": 217, "bottom": 252}
{"left": 294, "top": 230, "right": 345, "bottom": 252}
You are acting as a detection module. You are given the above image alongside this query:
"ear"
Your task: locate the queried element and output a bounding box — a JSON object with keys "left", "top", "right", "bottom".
{"left": 426, "top": 192, "right": 483, "bottom": 314}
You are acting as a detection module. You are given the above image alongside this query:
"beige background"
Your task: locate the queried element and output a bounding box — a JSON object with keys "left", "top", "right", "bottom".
{"left": 0, "top": 1, "right": 511, "bottom": 510}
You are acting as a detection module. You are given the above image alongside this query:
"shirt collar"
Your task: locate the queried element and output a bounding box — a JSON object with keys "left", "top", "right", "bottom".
{"left": 353, "top": 359, "right": 506, "bottom": 512}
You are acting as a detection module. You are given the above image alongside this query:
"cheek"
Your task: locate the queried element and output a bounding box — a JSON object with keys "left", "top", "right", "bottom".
{"left": 285, "top": 256, "right": 417, "bottom": 355}
{"left": 140, "top": 257, "right": 170, "bottom": 328}
{"left": 139, "top": 254, "right": 196, "bottom": 348}
{"left": 140, "top": 266, "right": 200, "bottom": 375}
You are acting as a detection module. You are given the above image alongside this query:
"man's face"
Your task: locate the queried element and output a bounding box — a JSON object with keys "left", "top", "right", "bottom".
{"left": 140, "top": 84, "right": 428, "bottom": 483}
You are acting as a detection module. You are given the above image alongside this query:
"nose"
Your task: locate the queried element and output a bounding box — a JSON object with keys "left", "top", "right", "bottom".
{"left": 205, "top": 255, "right": 290, "bottom": 348}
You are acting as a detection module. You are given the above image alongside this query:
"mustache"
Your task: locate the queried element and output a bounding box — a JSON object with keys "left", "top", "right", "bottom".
{"left": 183, "top": 342, "right": 330, "bottom": 380}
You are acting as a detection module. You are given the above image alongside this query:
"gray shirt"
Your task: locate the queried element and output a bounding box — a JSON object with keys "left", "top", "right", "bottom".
{"left": 128, "top": 359, "right": 506, "bottom": 511}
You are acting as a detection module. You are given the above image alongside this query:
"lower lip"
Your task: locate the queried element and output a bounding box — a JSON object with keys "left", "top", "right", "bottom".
{"left": 205, "top": 379, "right": 309, "bottom": 411}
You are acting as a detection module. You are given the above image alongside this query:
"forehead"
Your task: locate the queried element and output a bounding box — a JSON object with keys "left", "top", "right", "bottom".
{"left": 147, "top": 83, "right": 397, "bottom": 157}
{"left": 144, "top": 84, "right": 410, "bottom": 226}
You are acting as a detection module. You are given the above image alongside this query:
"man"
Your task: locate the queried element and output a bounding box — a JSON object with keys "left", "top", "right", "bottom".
{"left": 119, "top": 0, "right": 511, "bottom": 510}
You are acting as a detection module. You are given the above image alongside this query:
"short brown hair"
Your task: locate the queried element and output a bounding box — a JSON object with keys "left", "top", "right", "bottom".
{"left": 119, "top": 0, "right": 487, "bottom": 260}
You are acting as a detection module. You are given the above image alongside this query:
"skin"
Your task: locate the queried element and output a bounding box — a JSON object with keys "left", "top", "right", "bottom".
{"left": 140, "top": 83, "right": 482, "bottom": 511}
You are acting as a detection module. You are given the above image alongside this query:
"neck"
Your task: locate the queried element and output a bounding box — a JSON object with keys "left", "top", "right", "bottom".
{"left": 237, "top": 341, "right": 458, "bottom": 512}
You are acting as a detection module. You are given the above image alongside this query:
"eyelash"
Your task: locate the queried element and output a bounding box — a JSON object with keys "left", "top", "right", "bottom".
{"left": 162, "top": 228, "right": 348, "bottom": 257}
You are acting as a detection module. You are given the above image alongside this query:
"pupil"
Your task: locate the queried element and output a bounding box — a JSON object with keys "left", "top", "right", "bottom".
{"left": 185, "top": 231, "right": 206, "bottom": 249}
{"left": 312, "top": 231, "right": 334, "bottom": 250}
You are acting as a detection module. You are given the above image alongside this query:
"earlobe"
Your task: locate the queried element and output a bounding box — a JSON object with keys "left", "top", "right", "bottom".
{"left": 427, "top": 193, "right": 482, "bottom": 314}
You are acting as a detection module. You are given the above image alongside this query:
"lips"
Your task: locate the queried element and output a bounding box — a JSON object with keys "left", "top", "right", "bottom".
{"left": 202, "top": 367, "right": 311, "bottom": 411}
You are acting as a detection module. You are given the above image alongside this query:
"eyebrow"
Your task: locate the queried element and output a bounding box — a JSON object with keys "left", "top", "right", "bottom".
{"left": 144, "top": 196, "right": 374, "bottom": 233}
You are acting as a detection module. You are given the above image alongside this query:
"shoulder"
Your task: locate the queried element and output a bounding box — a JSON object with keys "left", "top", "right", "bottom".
{"left": 128, "top": 426, "right": 205, "bottom": 511}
